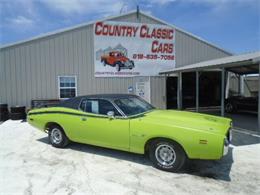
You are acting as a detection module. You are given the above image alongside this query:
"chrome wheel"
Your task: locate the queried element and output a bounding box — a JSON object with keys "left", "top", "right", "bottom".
{"left": 155, "top": 144, "right": 176, "bottom": 167}
{"left": 51, "top": 128, "right": 62, "bottom": 144}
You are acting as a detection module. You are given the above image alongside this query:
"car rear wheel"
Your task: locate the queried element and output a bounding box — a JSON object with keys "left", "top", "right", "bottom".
{"left": 103, "top": 60, "right": 106, "bottom": 66}
{"left": 49, "top": 125, "right": 69, "bottom": 148}
{"left": 149, "top": 139, "right": 186, "bottom": 172}
{"left": 225, "top": 102, "right": 236, "bottom": 113}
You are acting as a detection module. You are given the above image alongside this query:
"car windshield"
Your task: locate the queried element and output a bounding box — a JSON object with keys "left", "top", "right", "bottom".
{"left": 114, "top": 97, "right": 155, "bottom": 116}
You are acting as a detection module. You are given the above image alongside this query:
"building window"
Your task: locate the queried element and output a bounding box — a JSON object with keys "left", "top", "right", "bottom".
{"left": 58, "top": 76, "right": 77, "bottom": 99}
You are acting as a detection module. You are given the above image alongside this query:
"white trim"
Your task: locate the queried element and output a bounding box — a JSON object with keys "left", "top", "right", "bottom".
{"left": 58, "top": 75, "right": 77, "bottom": 99}
{"left": 0, "top": 10, "right": 232, "bottom": 55}
{"left": 160, "top": 51, "right": 260, "bottom": 74}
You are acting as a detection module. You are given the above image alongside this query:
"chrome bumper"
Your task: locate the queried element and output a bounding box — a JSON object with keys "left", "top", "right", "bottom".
{"left": 223, "top": 140, "right": 229, "bottom": 156}
{"left": 223, "top": 128, "right": 232, "bottom": 156}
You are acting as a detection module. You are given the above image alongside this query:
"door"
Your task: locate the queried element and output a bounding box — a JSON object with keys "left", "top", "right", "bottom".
{"left": 135, "top": 77, "right": 151, "bottom": 103}
{"left": 76, "top": 98, "right": 130, "bottom": 151}
{"left": 166, "top": 76, "right": 178, "bottom": 109}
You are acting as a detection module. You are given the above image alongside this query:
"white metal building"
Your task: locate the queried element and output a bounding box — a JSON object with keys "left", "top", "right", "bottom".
{"left": 0, "top": 10, "right": 232, "bottom": 108}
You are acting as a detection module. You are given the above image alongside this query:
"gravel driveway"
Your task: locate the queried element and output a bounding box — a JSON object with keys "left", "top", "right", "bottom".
{"left": 0, "top": 120, "right": 260, "bottom": 195}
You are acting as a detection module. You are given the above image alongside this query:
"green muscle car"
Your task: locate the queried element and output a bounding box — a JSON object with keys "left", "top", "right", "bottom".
{"left": 28, "top": 94, "right": 232, "bottom": 172}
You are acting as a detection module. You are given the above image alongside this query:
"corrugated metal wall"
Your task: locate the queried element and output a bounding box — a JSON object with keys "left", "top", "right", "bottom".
{"left": 0, "top": 12, "right": 230, "bottom": 109}
{"left": 175, "top": 30, "right": 230, "bottom": 67}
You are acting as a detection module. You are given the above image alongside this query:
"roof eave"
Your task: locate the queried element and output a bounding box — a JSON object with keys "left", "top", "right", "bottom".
{"left": 159, "top": 52, "right": 260, "bottom": 75}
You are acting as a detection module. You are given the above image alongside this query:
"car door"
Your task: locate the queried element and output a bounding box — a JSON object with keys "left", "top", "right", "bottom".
{"left": 76, "top": 98, "right": 130, "bottom": 151}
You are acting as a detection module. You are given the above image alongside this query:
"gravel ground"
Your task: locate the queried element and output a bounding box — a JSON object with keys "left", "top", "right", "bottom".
{"left": 0, "top": 120, "right": 260, "bottom": 195}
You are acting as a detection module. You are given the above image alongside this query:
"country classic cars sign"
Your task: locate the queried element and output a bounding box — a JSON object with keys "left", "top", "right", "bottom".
{"left": 94, "top": 21, "right": 175, "bottom": 77}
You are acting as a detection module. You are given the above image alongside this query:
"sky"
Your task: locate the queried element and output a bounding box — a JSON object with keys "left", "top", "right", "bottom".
{"left": 0, "top": 0, "right": 259, "bottom": 54}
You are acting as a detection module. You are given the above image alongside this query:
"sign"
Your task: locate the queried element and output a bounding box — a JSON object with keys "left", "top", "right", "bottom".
{"left": 135, "top": 77, "right": 151, "bottom": 103}
{"left": 127, "top": 86, "right": 133, "bottom": 93}
{"left": 94, "top": 21, "right": 175, "bottom": 77}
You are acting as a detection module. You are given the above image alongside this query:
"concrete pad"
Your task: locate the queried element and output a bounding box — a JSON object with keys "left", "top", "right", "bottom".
{"left": 0, "top": 120, "right": 260, "bottom": 195}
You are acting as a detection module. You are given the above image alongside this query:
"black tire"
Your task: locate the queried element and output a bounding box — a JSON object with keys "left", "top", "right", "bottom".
{"left": 10, "top": 112, "right": 26, "bottom": 120}
{"left": 10, "top": 106, "right": 26, "bottom": 113}
{"left": 129, "top": 60, "right": 134, "bottom": 70}
{"left": 103, "top": 60, "right": 107, "bottom": 66}
{"left": 0, "top": 107, "right": 8, "bottom": 113}
{"left": 0, "top": 104, "right": 8, "bottom": 109}
{"left": 225, "top": 102, "right": 236, "bottom": 113}
{"left": 116, "top": 63, "right": 121, "bottom": 72}
{"left": 149, "top": 139, "right": 187, "bottom": 172}
{"left": 48, "top": 125, "right": 69, "bottom": 148}
{"left": 0, "top": 112, "right": 9, "bottom": 121}
{"left": 130, "top": 60, "right": 135, "bottom": 67}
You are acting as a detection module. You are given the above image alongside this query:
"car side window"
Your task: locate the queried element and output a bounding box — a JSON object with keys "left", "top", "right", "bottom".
{"left": 79, "top": 99, "right": 87, "bottom": 111}
{"left": 86, "top": 100, "right": 99, "bottom": 114}
{"left": 79, "top": 98, "right": 121, "bottom": 116}
{"left": 98, "top": 99, "right": 121, "bottom": 116}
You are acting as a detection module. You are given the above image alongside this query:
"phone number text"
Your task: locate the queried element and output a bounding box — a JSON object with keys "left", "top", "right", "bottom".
{"left": 133, "top": 54, "right": 174, "bottom": 60}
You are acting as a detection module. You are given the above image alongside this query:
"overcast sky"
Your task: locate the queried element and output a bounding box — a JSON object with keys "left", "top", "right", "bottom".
{"left": 0, "top": 0, "right": 259, "bottom": 54}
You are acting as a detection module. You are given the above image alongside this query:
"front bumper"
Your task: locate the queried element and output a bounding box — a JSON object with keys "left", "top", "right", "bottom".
{"left": 123, "top": 60, "right": 134, "bottom": 68}
{"left": 223, "top": 128, "right": 232, "bottom": 156}
{"left": 223, "top": 140, "right": 229, "bottom": 156}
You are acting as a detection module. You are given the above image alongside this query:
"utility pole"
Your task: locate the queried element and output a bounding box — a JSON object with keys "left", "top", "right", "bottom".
{"left": 136, "top": 5, "right": 140, "bottom": 19}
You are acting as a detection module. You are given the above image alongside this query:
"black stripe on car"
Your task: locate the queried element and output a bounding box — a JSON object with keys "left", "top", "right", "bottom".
{"left": 28, "top": 111, "right": 109, "bottom": 118}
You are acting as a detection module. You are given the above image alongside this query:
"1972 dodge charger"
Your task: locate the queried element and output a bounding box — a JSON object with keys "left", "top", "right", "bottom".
{"left": 28, "top": 94, "right": 232, "bottom": 172}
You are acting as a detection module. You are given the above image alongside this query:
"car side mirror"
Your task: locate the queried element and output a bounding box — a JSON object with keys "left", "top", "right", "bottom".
{"left": 107, "top": 111, "right": 115, "bottom": 119}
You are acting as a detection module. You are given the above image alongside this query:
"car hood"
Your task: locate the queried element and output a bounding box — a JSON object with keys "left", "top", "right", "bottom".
{"left": 142, "top": 109, "right": 231, "bottom": 135}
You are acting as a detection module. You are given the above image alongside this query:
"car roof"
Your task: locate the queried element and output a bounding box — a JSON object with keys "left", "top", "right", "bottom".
{"left": 79, "top": 93, "right": 137, "bottom": 99}
{"left": 58, "top": 94, "right": 138, "bottom": 109}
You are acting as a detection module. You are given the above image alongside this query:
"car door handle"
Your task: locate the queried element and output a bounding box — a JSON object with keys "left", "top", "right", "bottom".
{"left": 81, "top": 117, "right": 87, "bottom": 121}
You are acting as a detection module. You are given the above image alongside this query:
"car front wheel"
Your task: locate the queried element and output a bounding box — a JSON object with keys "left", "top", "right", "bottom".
{"left": 149, "top": 139, "right": 186, "bottom": 172}
{"left": 49, "top": 125, "right": 69, "bottom": 148}
{"left": 116, "top": 63, "right": 121, "bottom": 72}
{"left": 130, "top": 60, "right": 134, "bottom": 68}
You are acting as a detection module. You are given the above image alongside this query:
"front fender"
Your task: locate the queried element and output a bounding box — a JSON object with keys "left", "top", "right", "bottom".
{"left": 129, "top": 118, "right": 225, "bottom": 160}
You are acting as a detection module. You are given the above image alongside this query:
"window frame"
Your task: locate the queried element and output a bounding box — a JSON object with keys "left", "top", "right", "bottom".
{"left": 78, "top": 98, "right": 125, "bottom": 118}
{"left": 113, "top": 96, "right": 155, "bottom": 117}
{"left": 58, "top": 75, "right": 77, "bottom": 99}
